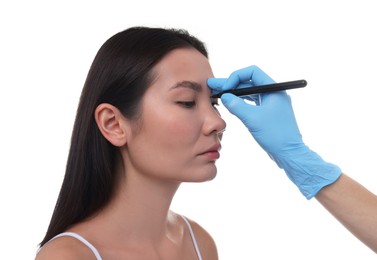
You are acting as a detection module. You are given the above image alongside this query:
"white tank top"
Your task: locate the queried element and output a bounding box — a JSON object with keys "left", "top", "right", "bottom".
{"left": 46, "top": 215, "right": 202, "bottom": 260}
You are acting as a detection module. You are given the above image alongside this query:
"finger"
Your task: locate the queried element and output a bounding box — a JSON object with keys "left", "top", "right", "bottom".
{"left": 207, "top": 78, "right": 227, "bottom": 92}
{"left": 224, "top": 65, "right": 275, "bottom": 91}
{"left": 207, "top": 78, "right": 252, "bottom": 95}
{"left": 221, "top": 93, "right": 258, "bottom": 123}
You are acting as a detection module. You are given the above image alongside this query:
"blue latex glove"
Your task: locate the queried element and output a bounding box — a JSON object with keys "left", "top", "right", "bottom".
{"left": 208, "top": 65, "right": 341, "bottom": 199}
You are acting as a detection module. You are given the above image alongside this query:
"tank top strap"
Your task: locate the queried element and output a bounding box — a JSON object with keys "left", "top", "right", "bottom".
{"left": 180, "top": 215, "right": 203, "bottom": 260}
{"left": 47, "top": 219, "right": 201, "bottom": 260}
{"left": 50, "top": 232, "right": 102, "bottom": 260}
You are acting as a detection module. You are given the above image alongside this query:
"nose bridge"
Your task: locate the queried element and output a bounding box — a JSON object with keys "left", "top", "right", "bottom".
{"left": 203, "top": 104, "right": 226, "bottom": 135}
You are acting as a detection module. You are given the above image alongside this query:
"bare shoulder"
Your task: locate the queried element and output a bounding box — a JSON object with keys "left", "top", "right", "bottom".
{"left": 184, "top": 216, "right": 219, "bottom": 260}
{"left": 35, "top": 236, "right": 97, "bottom": 260}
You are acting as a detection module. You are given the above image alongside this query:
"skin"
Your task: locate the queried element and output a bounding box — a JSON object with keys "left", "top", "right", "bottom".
{"left": 36, "top": 48, "right": 226, "bottom": 260}
{"left": 316, "top": 173, "right": 377, "bottom": 252}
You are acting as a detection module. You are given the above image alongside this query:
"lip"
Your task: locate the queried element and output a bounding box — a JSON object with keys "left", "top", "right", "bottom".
{"left": 198, "top": 143, "right": 222, "bottom": 160}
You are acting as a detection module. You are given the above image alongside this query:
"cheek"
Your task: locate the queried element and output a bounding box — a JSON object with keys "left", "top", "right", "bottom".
{"left": 151, "top": 112, "right": 199, "bottom": 145}
{"left": 140, "top": 97, "right": 203, "bottom": 152}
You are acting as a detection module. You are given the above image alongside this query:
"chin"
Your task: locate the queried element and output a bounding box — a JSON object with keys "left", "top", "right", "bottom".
{"left": 192, "top": 167, "right": 218, "bottom": 182}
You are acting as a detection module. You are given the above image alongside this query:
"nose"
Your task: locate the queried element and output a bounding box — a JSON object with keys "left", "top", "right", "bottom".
{"left": 203, "top": 106, "right": 227, "bottom": 137}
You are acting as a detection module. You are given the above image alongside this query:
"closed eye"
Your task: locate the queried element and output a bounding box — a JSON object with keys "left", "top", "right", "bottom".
{"left": 177, "top": 101, "right": 196, "bottom": 108}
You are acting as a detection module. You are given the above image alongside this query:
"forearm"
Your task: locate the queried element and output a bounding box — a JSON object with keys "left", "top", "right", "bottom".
{"left": 316, "top": 173, "right": 377, "bottom": 253}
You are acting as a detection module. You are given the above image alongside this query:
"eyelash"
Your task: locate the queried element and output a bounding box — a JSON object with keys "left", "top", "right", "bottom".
{"left": 178, "top": 101, "right": 196, "bottom": 108}
{"left": 177, "top": 100, "right": 219, "bottom": 109}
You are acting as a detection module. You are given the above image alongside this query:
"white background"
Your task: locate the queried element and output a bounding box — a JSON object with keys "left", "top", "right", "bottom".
{"left": 1, "top": 0, "right": 376, "bottom": 259}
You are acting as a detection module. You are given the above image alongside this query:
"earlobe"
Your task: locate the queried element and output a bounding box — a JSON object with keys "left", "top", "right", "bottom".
{"left": 95, "top": 103, "right": 128, "bottom": 147}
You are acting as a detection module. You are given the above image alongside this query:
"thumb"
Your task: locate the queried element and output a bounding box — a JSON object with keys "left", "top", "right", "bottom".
{"left": 221, "top": 93, "right": 258, "bottom": 126}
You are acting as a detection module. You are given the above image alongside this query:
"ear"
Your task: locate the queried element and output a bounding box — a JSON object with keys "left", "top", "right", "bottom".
{"left": 94, "top": 103, "right": 129, "bottom": 147}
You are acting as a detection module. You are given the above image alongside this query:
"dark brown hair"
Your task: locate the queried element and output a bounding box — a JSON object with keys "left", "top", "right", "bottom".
{"left": 40, "top": 26, "right": 208, "bottom": 246}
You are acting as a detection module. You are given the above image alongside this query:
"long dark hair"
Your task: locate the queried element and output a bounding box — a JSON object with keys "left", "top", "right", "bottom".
{"left": 40, "top": 26, "right": 208, "bottom": 246}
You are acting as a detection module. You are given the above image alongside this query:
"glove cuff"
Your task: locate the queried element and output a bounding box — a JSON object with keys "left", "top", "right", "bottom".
{"left": 270, "top": 146, "right": 342, "bottom": 199}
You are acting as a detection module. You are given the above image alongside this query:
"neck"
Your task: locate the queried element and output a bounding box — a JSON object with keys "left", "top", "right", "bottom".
{"left": 93, "top": 168, "right": 181, "bottom": 244}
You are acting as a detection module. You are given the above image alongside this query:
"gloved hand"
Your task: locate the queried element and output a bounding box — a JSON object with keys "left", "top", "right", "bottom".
{"left": 208, "top": 65, "right": 341, "bottom": 199}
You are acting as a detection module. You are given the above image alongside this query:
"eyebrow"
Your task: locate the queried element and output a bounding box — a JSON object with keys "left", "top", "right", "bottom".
{"left": 169, "top": 81, "right": 202, "bottom": 92}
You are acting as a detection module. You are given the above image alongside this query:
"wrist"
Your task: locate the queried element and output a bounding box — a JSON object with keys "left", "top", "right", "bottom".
{"left": 269, "top": 145, "right": 342, "bottom": 199}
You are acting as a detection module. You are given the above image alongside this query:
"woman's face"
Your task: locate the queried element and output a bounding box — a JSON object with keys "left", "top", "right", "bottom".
{"left": 124, "top": 48, "right": 226, "bottom": 183}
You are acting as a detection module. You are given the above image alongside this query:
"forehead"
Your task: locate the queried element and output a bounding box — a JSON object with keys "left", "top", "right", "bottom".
{"left": 151, "top": 48, "right": 214, "bottom": 88}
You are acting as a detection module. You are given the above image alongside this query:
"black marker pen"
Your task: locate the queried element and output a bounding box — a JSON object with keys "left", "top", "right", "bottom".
{"left": 211, "top": 79, "right": 307, "bottom": 98}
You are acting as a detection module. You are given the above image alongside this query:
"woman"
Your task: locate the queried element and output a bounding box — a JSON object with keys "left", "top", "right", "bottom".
{"left": 36, "top": 27, "right": 225, "bottom": 259}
